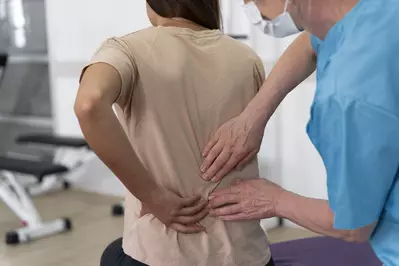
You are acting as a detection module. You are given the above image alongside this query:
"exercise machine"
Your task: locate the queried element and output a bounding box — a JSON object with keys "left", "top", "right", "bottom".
{"left": 15, "top": 133, "right": 93, "bottom": 195}
{"left": 111, "top": 201, "right": 124, "bottom": 216}
{"left": 0, "top": 156, "right": 72, "bottom": 245}
{"left": 15, "top": 134, "right": 127, "bottom": 218}
{"left": 0, "top": 53, "right": 75, "bottom": 244}
{"left": 0, "top": 53, "right": 7, "bottom": 84}
{"left": 0, "top": 133, "right": 91, "bottom": 245}
{"left": 15, "top": 133, "right": 128, "bottom": 220}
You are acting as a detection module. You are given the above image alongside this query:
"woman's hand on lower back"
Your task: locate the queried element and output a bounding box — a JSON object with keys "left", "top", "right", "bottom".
{"left": 141, "top": 189, "right": 209, "bottom": 234}
{"left": 201, "top": 112, "right": 266, "bottom": 183}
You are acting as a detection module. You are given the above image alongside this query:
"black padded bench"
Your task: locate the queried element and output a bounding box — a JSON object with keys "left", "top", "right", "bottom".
{"left": 0, "top": 53, "right": 7, "bottom": 67}
{"left": 0, "top": 156, "right": 72, "bottom": 245}
{"left": 0, "top": 156, "right": 68, "bottom": 182}
{"left": 0, "top": 53, "right": 8, "bottom": 85}
{"left": 16, "top": 134, "right": 89, "bottom": 148}
{"left": 228, "top": 34, "right": 249, "bottom": 40}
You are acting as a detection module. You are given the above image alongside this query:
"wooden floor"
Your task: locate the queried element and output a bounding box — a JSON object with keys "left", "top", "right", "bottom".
{"left": 0, "top": 190, "right": 318, "bottom": 266}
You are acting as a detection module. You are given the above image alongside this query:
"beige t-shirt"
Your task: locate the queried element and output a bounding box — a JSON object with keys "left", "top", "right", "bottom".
{"left": 84, "top": 26, "right": 270, "bottom": 266}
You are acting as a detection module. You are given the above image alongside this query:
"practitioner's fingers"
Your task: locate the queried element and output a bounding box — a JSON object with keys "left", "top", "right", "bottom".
{"left": 201, "top": 142, "right": 224, "bottom": 179}
{"left": 209, "top": 181, "right": 243, "bottom": 197}
{"left": 208, "top": 194, "right": 240, "bottom": 209}
{"left": 202, "top": 148, "right": 232, "bottom": 181}
{"left": 219, "top": 213, "right": 252, "bottom": 221}
{"left": 202, "top": 130, "right": 220, "bottom": 157}
{"left": 209, "top": 203, "right": 242, "bottom": 217}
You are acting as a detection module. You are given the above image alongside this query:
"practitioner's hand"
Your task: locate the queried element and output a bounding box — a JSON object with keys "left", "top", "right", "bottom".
{"left": 201, "top": 112, "right": 265, "bottom": 183}
{"left": 208, "top": 179, "right": 284, "bottom": 221}
{"left": 141, "top": 189, "right": 209, "bottom": 234}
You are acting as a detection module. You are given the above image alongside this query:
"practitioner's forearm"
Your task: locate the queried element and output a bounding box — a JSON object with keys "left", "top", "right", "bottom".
{"left": 244, "top": 32, "right": 317, "bottom": 125}
{"left": 276, "top": 190, "right": 375, "bottom": 243}
{"left": 75, "top": 101, "right": 159, "bottom": 203}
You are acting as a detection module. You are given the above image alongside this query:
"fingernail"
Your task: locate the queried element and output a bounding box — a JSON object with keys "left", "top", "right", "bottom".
{"left": 200, "top": 166, "right": 206, "bottom": 172}
{"left": 211, "top": 177, "right": 218, "bottom": 183}
{"left": 203, "top": 173, "right": 209, "bottom": 180}
{"left": 208, "top": 195, "right": 214, "bottom": 200}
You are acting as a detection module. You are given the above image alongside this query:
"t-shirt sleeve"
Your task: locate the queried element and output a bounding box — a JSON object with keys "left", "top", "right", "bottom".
{"left": 80, "top": 37, "right": 137, "bottom": 106}
{"left": 307, "top": 95, "right": 399, "bottom": 230}
{"left": 253, "top": 56, "right": 266, "bottom": 92}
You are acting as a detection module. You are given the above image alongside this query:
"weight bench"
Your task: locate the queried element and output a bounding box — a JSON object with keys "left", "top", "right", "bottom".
{"left": 16, "top": 133, "right": 126, "bottom": 217}
{"left": 15, "top": 133, "right": 93, "bottom": 195}
{"left": 112, "top": 201, "right": 124, "bottom": 217}
{"left": 0, "top": 156, "right": 72, "bottom": 245}
{"left": 17, "top": 134, "right": 89, "bottom": 149}
{"left": 0, "top": 54, "right": 8, "bottom": 93}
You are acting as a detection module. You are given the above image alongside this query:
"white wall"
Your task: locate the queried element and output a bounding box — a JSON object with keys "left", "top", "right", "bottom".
{"left": 45, "top": 0, "right": 151, "bottom": 195}
{"left": 277, "top": 81, "right": 327, "bottom": 228}
{"left": 46, "top": 0, "right": 151, "bottom": 137}
{"left": 45, "top": 1, "right": 328, "bottom": 228}
{"left": 249, "top": 17, "right": 328, "bottom": 227}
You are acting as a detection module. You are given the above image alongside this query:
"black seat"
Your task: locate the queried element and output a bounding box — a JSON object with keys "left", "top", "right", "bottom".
{"left": 0, "top": 156, "right": 68, "bottom": 182}
{"left": 228, "top": 34, "right": 249, "bottom": 40}
{"left": 16, "top": 134, "right": 89, "bottom": 148}
{"left": 0, "top": 54, "right": 8, "bottom": 85}
{"left": 0, "top": 53, "right": 7, "bottom": 67}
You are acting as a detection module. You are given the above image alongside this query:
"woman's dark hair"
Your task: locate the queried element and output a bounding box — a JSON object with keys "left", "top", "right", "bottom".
{"left": 146, "top": 0, "right": 222, "bottom": 30}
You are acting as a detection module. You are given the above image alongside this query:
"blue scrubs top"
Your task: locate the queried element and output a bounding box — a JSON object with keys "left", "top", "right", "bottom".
{"left": 307, "top": 0, "right": 399, "bottom": 265}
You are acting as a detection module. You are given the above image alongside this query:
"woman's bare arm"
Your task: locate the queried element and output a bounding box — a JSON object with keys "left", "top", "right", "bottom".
{"left": 75, "top": 63, "right": 208, "bottom": 233}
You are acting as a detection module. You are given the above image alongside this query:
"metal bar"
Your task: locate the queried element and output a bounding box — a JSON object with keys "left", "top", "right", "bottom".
{"left": 228, "top": 34, "right": 249, "bottom": 40}
{"left": 5, "top": 152, "right": 41, "bottom": 161}
{"left": 7, "top": 54, "right": 48, "bottom": 64}
{"left": 1, "top": 171, "right": 42, "bottom": 224}
{"left": 0, "top": 114, "right": 52, "bottom": 127}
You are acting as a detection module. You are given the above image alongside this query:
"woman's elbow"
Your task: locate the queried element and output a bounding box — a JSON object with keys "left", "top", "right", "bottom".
{"left": 74, "top": 92, "right": 103, "bottom": 121}
{"left": 75, "top": 98, "right": 94, "bottom": 120}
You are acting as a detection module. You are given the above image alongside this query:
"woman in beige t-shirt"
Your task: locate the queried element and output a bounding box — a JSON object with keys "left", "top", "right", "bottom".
{"left": 76, "top": 1, "right": 274, "bottom": 265}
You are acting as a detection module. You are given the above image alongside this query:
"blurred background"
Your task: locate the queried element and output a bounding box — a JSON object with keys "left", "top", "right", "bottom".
{"left": 0, "top": 0, "right": 325, "bottom": 265}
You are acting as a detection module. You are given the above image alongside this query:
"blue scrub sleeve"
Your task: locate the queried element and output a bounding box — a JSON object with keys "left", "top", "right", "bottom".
{"left": 308, "top": 96, "right": 399, "bottom": 230}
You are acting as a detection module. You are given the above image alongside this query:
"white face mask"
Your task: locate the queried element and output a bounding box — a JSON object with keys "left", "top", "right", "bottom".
{"left": 242, "top": 0, "right": 302, "bottom": 38}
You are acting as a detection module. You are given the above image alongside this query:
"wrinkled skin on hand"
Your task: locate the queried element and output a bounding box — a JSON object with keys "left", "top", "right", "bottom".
{"left": 208, "top": 179, "right": 285, "bottom": 221}
{"left": 201, "top": 112, "right": 266, "bottom": 182}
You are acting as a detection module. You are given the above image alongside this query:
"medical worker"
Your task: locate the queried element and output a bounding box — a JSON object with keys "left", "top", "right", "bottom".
{"left": 202, "top": 0, "right": 399, "bottom": 265}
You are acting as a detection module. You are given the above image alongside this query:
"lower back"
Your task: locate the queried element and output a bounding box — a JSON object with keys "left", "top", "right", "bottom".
{"left": 118, "top": 27, "right": 270, "bottom": 265}
{"left": 122, "top": 160, "right": 271, "bottom": 266}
